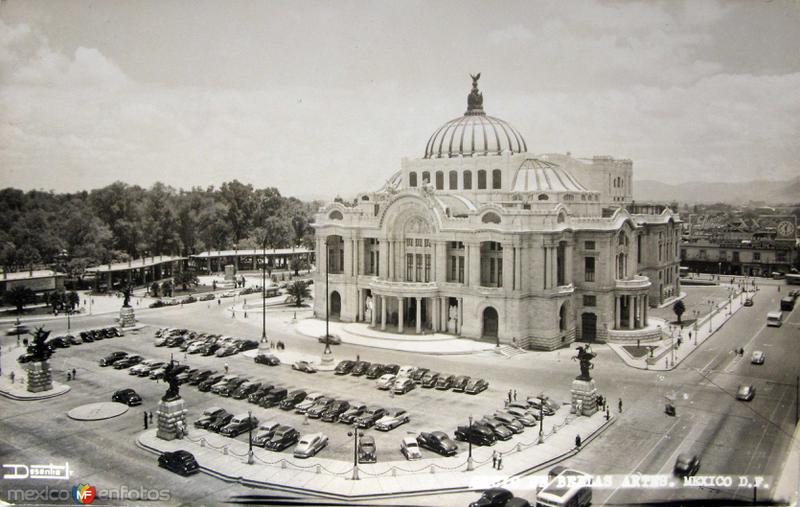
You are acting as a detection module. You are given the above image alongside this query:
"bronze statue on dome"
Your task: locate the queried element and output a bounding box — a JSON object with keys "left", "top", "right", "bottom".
{"left": 467, "top": 72, "right": 484, "bottom": 114}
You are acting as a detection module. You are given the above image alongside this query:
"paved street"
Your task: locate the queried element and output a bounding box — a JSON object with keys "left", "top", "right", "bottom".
{"left": 1, "top": 280, "right": 797, "bottom": 505}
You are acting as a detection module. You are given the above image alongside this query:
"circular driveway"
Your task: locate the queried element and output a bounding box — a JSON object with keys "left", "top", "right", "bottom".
{"left": 67, "top": 402, "right": 129, "bottom": 421}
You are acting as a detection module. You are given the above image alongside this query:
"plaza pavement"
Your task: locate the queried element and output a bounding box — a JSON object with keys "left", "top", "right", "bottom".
{"left": 608, "top": 284, "right": 753, "bottom": 372}
{"left": 295, "top": 319, "right": 497, "bottom": 355}
{"left": 137, "top": 407, "right": 613, "bottom": 500}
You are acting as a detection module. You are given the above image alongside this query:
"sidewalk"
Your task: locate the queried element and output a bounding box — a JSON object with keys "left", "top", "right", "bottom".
{"left": 137, "top": 407, "right": 614, "bottom": 500}
{"left": 609, "top": 287, "right": 751, "bottom": 371}
{"left": 294, "top": 319, "right": 496, "bottom": 355}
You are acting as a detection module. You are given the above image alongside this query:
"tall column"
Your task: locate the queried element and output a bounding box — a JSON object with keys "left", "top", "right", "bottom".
{"left": 543, "top": 246, "right": 548, "bottom": 289}
{"left": 415, "top": 297, "right": 422, "bottom": 334}
{"left": 627, "top": 295, "right": 634, "bottom": 330}
{"left": 357, "top": 289, "right": 363, "bottom": 322}
{"left": 441, "top": 296, "right": 448, "bottom": 331}
{"left": 550, "top": 247, "right": 558, "bottom": 288}
{"left": 502, "top": 244, "right": 513, "bottom": 290}
{"left": 457, "top": 297, "right": 463, "bottom": 336}
{"left": 435, "top": 241, "right": 447, "bottom": 283}
{"left": 432, "top": 298, "right": 439, "bottom": 332}
{"left": 517, "top": 245, "right": 524, "bottom": 291}
{"left": 615, "top": 296, "right": 621, "bottom": 329}
{"left": 379, "top": 240, "right": 389, "bottom": 279}
{"left": 566, "top": 243, "right": 574, "bottom": 285}
{"left": 469, "top": 243, "right": 481, "bottom": 287}
{"left": 371, "top": 295, "right": 377, "bottom": 327}
{"left": 343, "top": 237, "right": 352, "bottom": 277}
{"left": 380, "top": 295, "right": 387, "bottom": 331}
{"left": 398, "top": 297, "right": 405, "bottom": 333}
{"left": 643, "top": 295, "right": 648, "bottom": 326}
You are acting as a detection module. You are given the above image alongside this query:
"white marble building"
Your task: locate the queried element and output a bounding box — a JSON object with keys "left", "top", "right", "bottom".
{"left": 312, "top": 77, "right": 680, "bottom": 350}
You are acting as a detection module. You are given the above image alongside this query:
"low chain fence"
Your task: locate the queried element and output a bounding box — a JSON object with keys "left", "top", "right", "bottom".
{"left": 177, "top": 413, "right": 581, "bottom": 480}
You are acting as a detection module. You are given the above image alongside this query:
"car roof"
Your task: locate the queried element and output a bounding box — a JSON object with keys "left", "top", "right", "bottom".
{"left": 360, "top": 435, "right": 375, "bottom": 444}
{"left": 385, "top": 408, "right": 405, "bottom": 416}
{"left": 402, "top": 437, "right": 418, "bottom": 445}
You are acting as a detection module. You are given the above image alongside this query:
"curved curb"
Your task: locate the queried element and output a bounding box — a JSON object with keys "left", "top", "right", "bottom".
{"left": 0, "top": 383, "right": 71, "bottom": 401}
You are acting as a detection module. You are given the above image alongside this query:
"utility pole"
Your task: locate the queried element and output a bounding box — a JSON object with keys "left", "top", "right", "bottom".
{"left": 467, "top": 415, "right": 474, "bottom": 471}
{"left": 261, "top": 242, "right": 267, "bottom": 340}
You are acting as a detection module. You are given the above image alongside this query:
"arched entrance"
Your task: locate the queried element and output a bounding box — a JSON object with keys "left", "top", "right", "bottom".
{"left": 559, "top": 303, "right": 567, "bottom": 332}
{"left": 581, "top": 313, "right": 597, "bottom": 342}
{"left": 482, "top": 307, "right": 499, "bottom": 339}
{"left": 330, "top": 291, "right": 341, "bottom": 319}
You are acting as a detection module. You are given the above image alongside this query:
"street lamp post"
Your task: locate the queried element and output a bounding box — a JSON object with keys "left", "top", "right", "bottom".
{"left": 537, "top": 393, "right": 545, "bottom": 444}
{"left": 247, "top": 410, "right": 254, "bottom": 464}
{"left": 322, "top": 239, "right": 333, "bottom": 360}
{"left": 347, "top": 428, "right": 360, "bottom": 480}
{"left": 467, "top": 415, "right": 474, "bottom": 471}
{"left": 262, "top": 242, "right": 267, "bottom": 341}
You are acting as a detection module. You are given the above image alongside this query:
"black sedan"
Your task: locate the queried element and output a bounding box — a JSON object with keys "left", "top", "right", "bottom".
{"left": 158, "top": 450, "right": 199, "bottom": 476}
{"left": 265, "top": 426, "right": 300, "bottom": 451}
{"left": 469, "top": 488, "right": 514, "bottom": 507}
{"left": 255, "top": 353, "right": 280, "bottom": 366}
{"left": 417, "top": 431, "right": 458, "bottom": 456}
{"left": 334, "top": 360, "right": 355, "bottom": 375}
{"left": 207, "top": 412, "right": 234, "bottom": 433}
{"left": 350, "top": 361, "right": 371, "bottom": 376}
{"left": 113, "top": 355, "right": 144, "bottom": 369}
{"left": 111, "top": 388, "right": 142, "bottom": 406}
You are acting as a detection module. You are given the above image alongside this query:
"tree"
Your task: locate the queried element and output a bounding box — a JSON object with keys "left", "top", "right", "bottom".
{"left": 66, "top": 291, "right": 80, "bottom": 311}
{"left": 161, "top": 280, "right": 174, "bottom": 297}
{"left": 290, "top": 257, "right": 308, "bottom": 276}
{"left": 5, "top": 286, "right": 35, "bottom": 313}
{"left": 174, "top": 270, "right": 199, "bottom": 291}
{"left": 673, "top": 299, "right": 686, "bottom": 324}
{"left": 285, "top": 280, "right": 310, "bottom": 307}
{"left": 47, "top": 291, "right": 64, "bottom": 313}
{"left": 150, "top": 282, "right": 160, "bottom": 297}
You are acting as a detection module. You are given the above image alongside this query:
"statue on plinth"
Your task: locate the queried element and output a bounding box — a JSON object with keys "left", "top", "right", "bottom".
{"left": 572, "top": 345, "right": 596, "bottom": 381}
{"left": 25, "top": 326, "right": 54, "bottom": 393}
{"left": 120, "top": 285, "right": 133, "bottom": 308}
{"left": 161, "top": 360, "right": 181, "bottom": 402}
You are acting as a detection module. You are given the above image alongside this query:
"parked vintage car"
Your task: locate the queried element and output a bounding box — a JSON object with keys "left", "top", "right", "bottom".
{"left": 417, "top": 431, "right": 458, "bottom": 456}
{"left": 465, "top": 378, "right": 489, "bottom": 394}
{"left": 250, "top": 421, "right": 280, "bottom": 447}
{"left": 255, "top": 353, "right": 280, "bottom": 366}
{"left": 393, "top": 377, "right": 415, "bottom": 394}
{"left": 400, "top": 436, "right": 423, "bottom": 460}
{"left": 358, "top": 435, "right": 377, "bottom": 463}
{"left": 291, "top": 361, "right": 318, "bottom": 374}
{"left": 293, "top": 433, "right": 328, "bottom": 458}
{"left": 334, "top": 360, "right": 355, "bottom": 375}
{"left": 265, "top": 426, "right": 300, "bottom": 452}
{"left": 111, "top": 388, "right": 142, "bottom": 406}
{"left": 194, "top": 407, "right": 226, "bottom": 429}
{"left": 321, "top": 400, "right": 351, "bottom": 422}
{"left": 376, "top": 374, "right": 397, "bottom": 390}
{"left": 220, "top": 413, "right": 259, "bottom": 437}
{"left": 374, "top": 408, "right": 409, "bottom": 431}
{"left": 338, "top": 402, "right": 367, "bottom": 424}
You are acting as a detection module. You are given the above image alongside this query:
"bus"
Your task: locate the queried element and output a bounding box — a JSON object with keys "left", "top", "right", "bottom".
{"left": 780, "top": 297, "right": 795, "bottom": 311}
{"left": 536, "top": 469, "right": 592, "bottom": 507}
{"left": 786, "top": 273, "right": 800, "bottom": 285}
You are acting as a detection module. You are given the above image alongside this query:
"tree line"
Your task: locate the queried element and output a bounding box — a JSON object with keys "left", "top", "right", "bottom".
{"left": 0, "top": 180, "right": 322, "bottom": 277}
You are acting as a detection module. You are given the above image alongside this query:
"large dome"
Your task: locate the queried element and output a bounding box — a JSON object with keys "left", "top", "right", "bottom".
{"left": 424, "top": 74, "right": 527, "bottom": 159}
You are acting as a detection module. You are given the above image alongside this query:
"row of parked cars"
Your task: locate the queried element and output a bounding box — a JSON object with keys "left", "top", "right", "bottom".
{"left": 154, "top": 328, "right": 258, "bottom": 357}
{"left": 334, "top": 360, "right": 489, "bottom": 395}
{"left": 451, "top": 396, "right": 561, "bottom": 447}
{"left": 18, "top": 327, "right": 123, "bottom": 363}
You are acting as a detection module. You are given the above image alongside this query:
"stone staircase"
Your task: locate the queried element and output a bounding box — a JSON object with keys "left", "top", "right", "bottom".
{"left": 494, "top": 344, "right": 527, "bottom": 359}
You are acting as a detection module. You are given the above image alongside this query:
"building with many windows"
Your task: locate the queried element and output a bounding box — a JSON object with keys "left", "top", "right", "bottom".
{"left": 312, "top": 76, "right": 680, "bottom": 349}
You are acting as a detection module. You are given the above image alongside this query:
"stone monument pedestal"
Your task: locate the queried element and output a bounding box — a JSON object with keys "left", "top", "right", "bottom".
{"left": 119, "top": 306, "right": 136, "bottom": 328}
{"left": 25, "top": 361, "right": 53, "bottom": 393}
{"left": 570, "top": 378, "right": 599, "bottom": 416}
{"left": 320, "top": 344, "right": 335, "bottom": 366}
{"left": 156, "top": 398, "right": 187, "bottom": 441}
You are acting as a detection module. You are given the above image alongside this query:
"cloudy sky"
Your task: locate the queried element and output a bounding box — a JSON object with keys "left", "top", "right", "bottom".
{"left": 0, "top": 0, "right": 798, "bottom": 199}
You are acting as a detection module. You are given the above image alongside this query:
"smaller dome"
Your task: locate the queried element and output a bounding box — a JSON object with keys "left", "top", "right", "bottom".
{"left": 512, "top": 158, "right": 588, "bottom": 193}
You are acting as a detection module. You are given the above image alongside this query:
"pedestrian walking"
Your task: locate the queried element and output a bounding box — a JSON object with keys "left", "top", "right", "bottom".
{"left": 67, "top": 372, "right": 71, "bottom": 381}
{"left": 72, "top": 368, "right": 76, "bottom": 379}
{"left": 10, "top": 371, "right": 14, "bottom": 384}
{"left": 605, "top": 408, "right": 610, "bottom": 421}
{"left": 497, "top": 453, "right": 503, "bottom": 470}
{"left": 224, "top": 363, "right": 229, "bottom": 374}
{"left": 618, "top": 398, "right": 623, "bottom": 413}
{"left": 357, "top": 354, "right": 360, "bottom": 362}
{"left": 144, "top": 412, "right": 149, "bottom": 430}
{"left": 508, "top": 390, "right": 512, "bottom": 403}
{"left": 492, "top": 450, "right": 498, "bottom": 469}
{"left": 16, "top": 335, "right": 20, "bottom": 346}
{"left": 575, "top": 434, "right": 582, "bottom": 448}
{"left": 149, "top": 412, "right": 153, "bottom": 424}
{"left": 513, "top": 389, "right": 517, "bottom": 401}
{"left": 244, "top": 311, "right": 247, "bottom": 318}
{"left": 218, "top": 299, "right": 221, "bottom": 305}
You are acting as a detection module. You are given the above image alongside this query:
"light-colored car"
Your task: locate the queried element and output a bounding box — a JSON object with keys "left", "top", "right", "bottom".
{"left": 393, "top": 377, "right": 415, "bottom": 394}
{"left": 400, "top": 437, "right": 422, "bottom": 460}
{"left": 397, "top": 365, "right": 417, "bottom": 378}
{"left": 505, "top": 406, "right": 538, "bottom": 426}
{"left": 751, "top": 351, "right": 765, "bottom": 364}
{"left": 293, "top": 433, "right": 328, "bottom": 458}
{"left": 736, "top": 384, "right": 755, "bottom": 401}
{"left": 221, "top": 291, "right": 238, "bottom": 298}
{"left": 376, "top": 374, "right": 397, "bottom": 390}
{"left": 375, "top": 408, "right": 410, "bottom": 431}
{"left": 295, "top": 392, "right": 325, "bottom": 414}
{"left": 129, "top": 359, "right": 161, "bottom": 376}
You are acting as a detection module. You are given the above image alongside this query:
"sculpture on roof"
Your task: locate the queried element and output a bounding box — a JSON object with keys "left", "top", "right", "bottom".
{"left": 161, "top": 359, "right": 181, "bottom": 402}
{"left": 120, "top": 285, "right": 132, "bottom": 308}
{"left": 467, "top": 73, "right": 484, "bottom": 113}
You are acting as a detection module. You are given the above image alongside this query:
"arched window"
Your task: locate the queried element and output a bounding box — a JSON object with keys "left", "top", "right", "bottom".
{"left": 492, "top": 169, "right": 502, "bottom": 189}
{"left": 422, "top": 171, "right": 430, "bottom": 184}
{"left": 481, "top": 212, "right": 501, "bottom": 224}
{"left": 557, "top": 212, "right": 566, "bottom": 223}
{"left": 409, "top": 172, "right": 417, "bottom": 187}
{"left": 538, "top": 194, "right": 549, "bottom": 201}
{"left": 463, "top": 171, "right": 472, "bottom": 189}
{"left": 618, "top": 231, "right": 628, "bottom": 246}
{"left": 449, "top": 170, "right": 458, "bottom": 190}
{"left": 477, "top": 170, "right": 487, "bottom": 189}
{"left": 361, "top": 195, "right": 369, "bottom": 201}
{"left": 435, "top": 171, "right": 444, "bottom": 190}
{"left": 329, "top": 210, "right": 343, "bottom": 220}
{"left": 563, "top": 194, "right": 574, "bottom": 201}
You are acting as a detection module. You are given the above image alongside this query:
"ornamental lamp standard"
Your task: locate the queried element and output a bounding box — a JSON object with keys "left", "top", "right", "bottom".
{"left": 347, "top": 427, "right": 361, "bottom": 480}
{"left": 322, "top": 238, "right": 332, "bottom": 358}
{"left": 262, "top": 241, "right": 267, "bottom": 341}
{"left": 247, "top": 409, "right": 254, "bottom": 464}
{"left": 467, "top": 415, "right": 474, "bottom": 471}
{"left": 537, "top": 393, "right": 545, "bottom": 444}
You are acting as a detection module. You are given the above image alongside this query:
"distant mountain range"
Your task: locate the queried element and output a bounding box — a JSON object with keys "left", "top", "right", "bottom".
{"left": 634, "top": 177, "right": 800, "bottom": 205}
